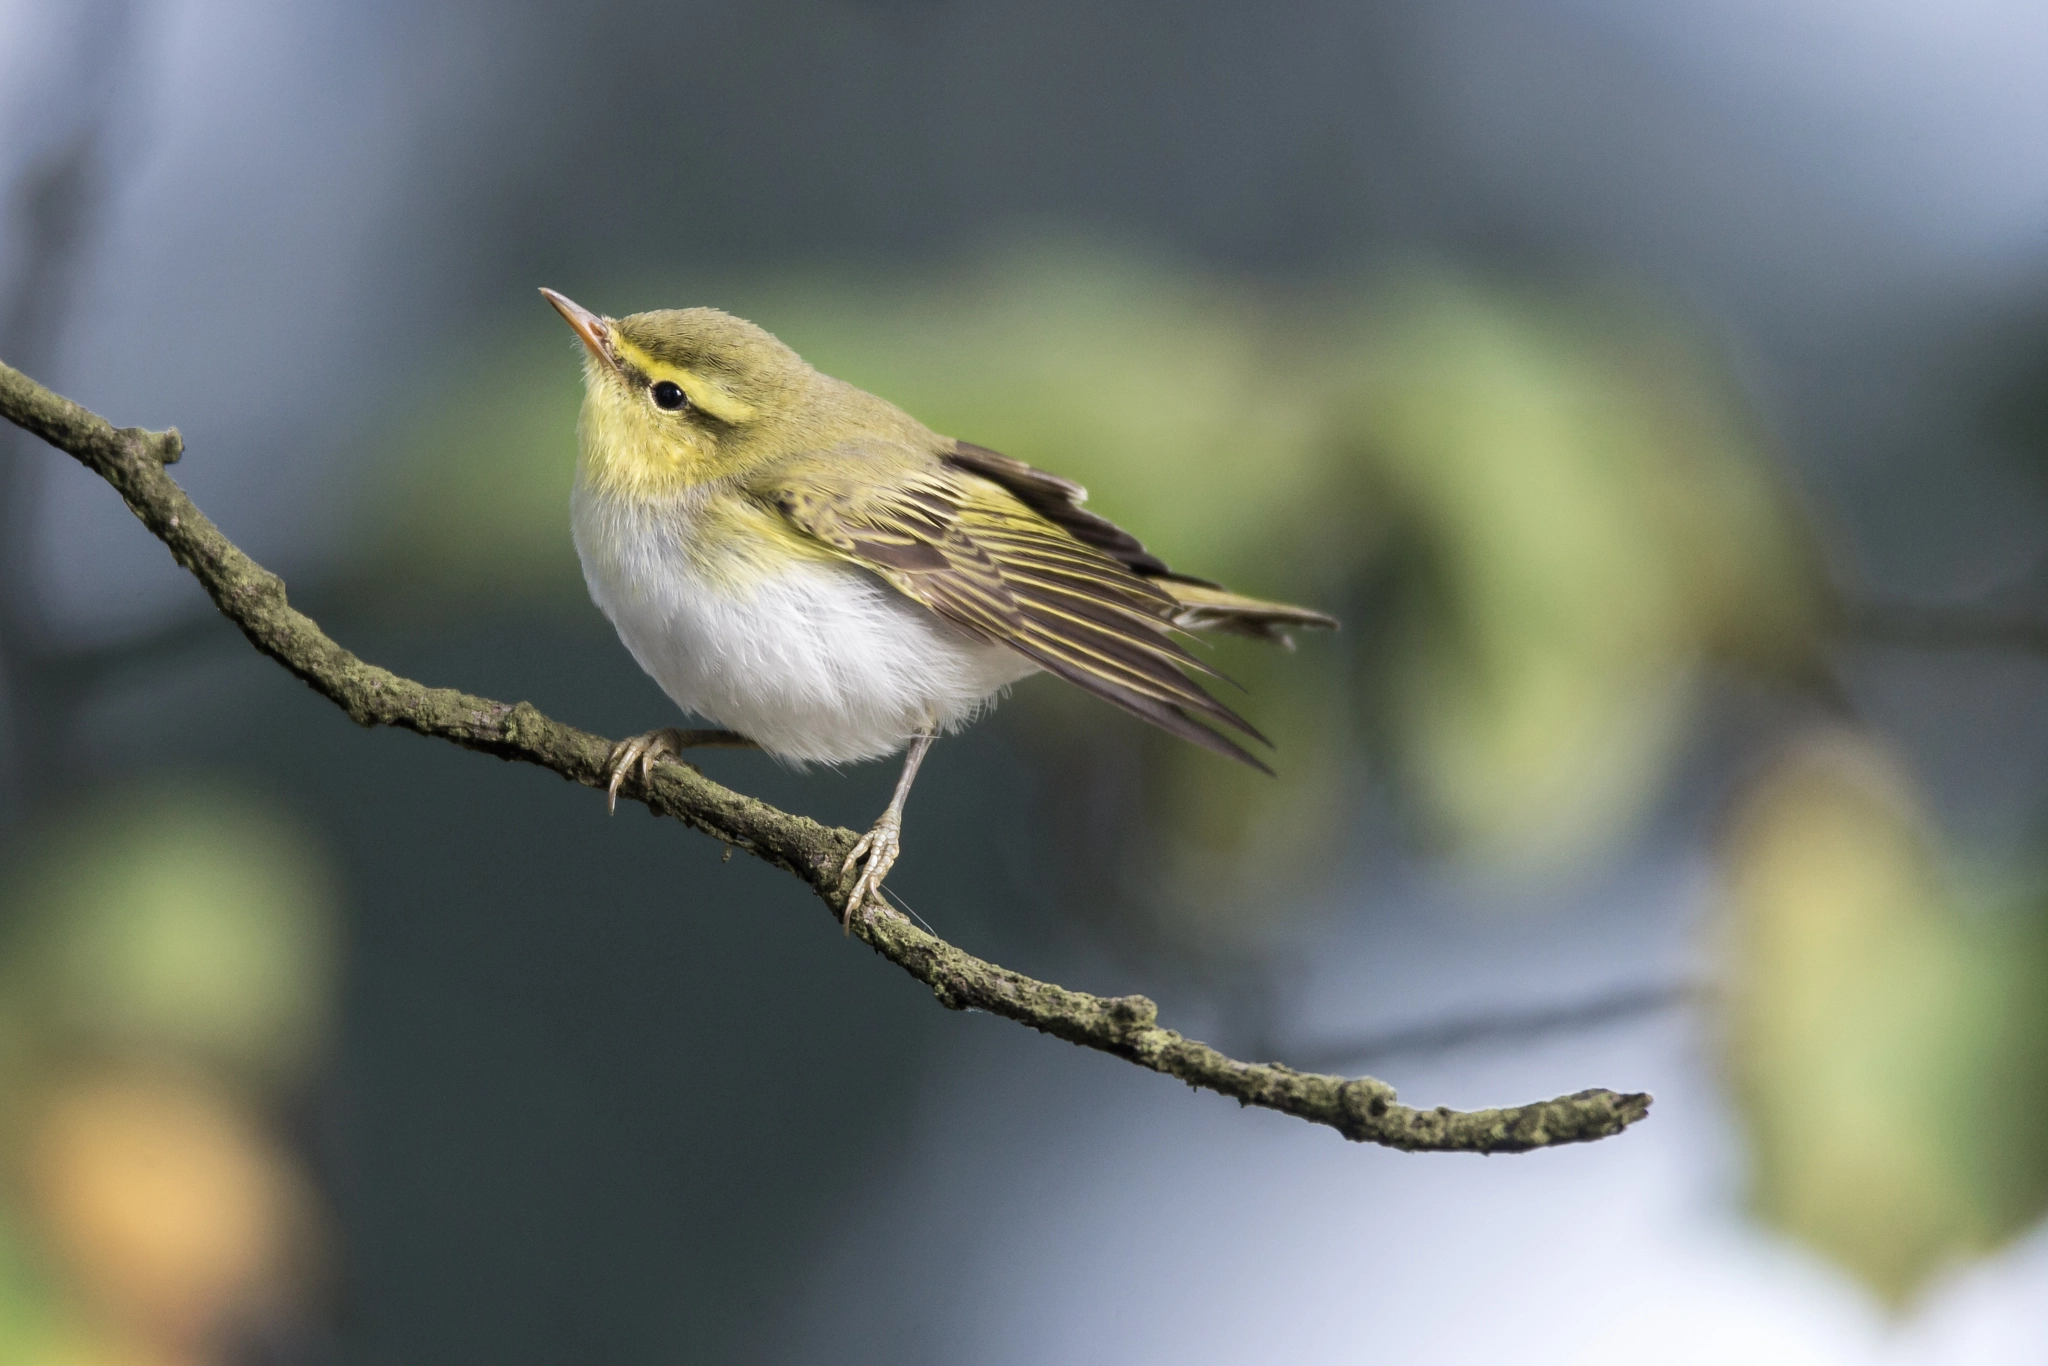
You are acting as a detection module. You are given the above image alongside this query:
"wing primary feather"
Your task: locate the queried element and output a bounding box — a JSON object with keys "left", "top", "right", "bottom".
{"left": 1014, "top": 601, "right": 1253, "bottom": 710}
{"left": 766, "top": 445, "right": 1288, "bottom": 769}
{"left": 1026, "top": 648, "right": 1273, "bottom": 773}
{"left": 1011, "top": 582, "right": 1208, "bottom": 656}
{"left": 1011, "top": 615, "right": 1269, "bottom": 744}
{"left": 1003, "top": 569, "right": 1180, "bottom": 630}
{"left": 1007, "top": 582, "right": 1214, "bottom": 668}
{"left": 947, "top": 441, "right": 1177, "bottom": 578}
{"left": 1001, "top": 574, "right": 1253, "bottom": 696}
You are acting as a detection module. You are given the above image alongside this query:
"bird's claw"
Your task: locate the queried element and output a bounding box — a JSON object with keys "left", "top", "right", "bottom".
{"left": 605, "top": 728, "right": 691, "bottom": 813}
{"left": 840, "top": 816, "right": 903, "bottom": 932}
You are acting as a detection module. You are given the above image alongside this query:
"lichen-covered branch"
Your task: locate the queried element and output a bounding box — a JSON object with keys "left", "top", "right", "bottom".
{"left": 0, "top": 359, "right": 1651, "bottom": 1153}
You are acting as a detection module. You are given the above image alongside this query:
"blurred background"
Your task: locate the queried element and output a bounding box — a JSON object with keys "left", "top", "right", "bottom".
{"left": 3, "top": 1, "right": 2048, "bottom": 1361}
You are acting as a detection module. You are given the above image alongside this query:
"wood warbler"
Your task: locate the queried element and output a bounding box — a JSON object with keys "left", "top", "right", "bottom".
{"left": 543, "top": 288, "right": 1336, "bottom": 925}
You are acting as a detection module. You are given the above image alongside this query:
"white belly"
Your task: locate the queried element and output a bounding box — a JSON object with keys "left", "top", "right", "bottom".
{"left": 572, "top": 482, "right": 1038, "bottom": 765}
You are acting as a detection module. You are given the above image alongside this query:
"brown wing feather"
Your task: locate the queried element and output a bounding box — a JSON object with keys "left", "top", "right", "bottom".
{"left": 945, "top": 440, "right": 1339, "bottom": 643}
{"left": 767, "top": 458, "right": 1272, "bottom": 770}
{"left": 946, "top": 441, "right": 1179, "bottom": 578}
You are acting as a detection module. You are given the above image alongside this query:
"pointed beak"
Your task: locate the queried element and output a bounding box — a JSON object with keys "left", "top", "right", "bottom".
{"left": 540, "top": 288, "right": 618, "bottom": 370}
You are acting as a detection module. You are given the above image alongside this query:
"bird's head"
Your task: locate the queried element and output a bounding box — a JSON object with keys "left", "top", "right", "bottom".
{"left": 542, "top": 289, "right": 816, "bottom": 499}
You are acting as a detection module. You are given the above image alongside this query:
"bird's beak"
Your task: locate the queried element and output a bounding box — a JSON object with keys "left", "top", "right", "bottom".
{"left": 540, "top": 288, "right": 618, "bottom": 371}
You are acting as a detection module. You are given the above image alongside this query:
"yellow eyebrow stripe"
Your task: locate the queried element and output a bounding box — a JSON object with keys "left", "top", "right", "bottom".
{"left": 610, "top": 337, "right": 758, "bottom": 424}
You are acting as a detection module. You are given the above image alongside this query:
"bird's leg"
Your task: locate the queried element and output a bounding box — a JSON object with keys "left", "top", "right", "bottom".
{"left": 841, "top": 732, "right": 936, "bottom": 931}
{"left": 605, "top": 727, "right": 757, "bottom": 813}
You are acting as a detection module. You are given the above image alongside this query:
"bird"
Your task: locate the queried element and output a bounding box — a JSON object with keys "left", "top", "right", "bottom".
{"left": 542, "top": 288, "right": 1337, "bottom": 927}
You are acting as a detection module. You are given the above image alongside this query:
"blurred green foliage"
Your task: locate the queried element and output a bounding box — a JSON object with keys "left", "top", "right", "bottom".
{"left": 0, "top": 779, "right": 339, "bottom": 1094}
{"left": 1339, "top": 280, "right": 1827, "bottom": 863}
{"left": 1721, "top": 734, "right": 2048, "bottom": 1304}
{"left": 0, "top": 1219, "right": 65, "bottom": 1366}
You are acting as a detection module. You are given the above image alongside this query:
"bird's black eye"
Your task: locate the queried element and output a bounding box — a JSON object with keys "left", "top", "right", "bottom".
{"left": 650, "top": 380, "right": 688, "bottom": 411}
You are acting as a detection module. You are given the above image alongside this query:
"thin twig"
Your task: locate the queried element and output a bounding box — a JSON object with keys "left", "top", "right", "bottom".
{"left": 1284, "top": 980, "right": 1701, "bottom": 1074}
{"left": 1843, "top": 600, "right": 2048, "bottom": 655}
{"left": 0, "top": 360, "right": 1653, "bottom": 1154}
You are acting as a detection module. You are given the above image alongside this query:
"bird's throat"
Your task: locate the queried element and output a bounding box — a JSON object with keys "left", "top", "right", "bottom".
{"left": 576, "top": 378, "right": 719, "bottom": 501}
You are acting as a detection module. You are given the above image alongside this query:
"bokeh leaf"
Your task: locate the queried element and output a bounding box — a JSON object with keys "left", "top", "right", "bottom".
{"left": 0, "top": 780, "right": 340, "bottom": 1090}
{"left": 1720, "top": 732, "right": 2048, "bottom": 1303}
{"left": 1337, "top": 278, "right": 1828, "bottom": 864}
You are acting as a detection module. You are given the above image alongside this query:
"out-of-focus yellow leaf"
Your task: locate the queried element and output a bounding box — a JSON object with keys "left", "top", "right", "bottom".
{"left": 1720, "top": 732, "right": 2048, "bottom": 1303}
{"left": 21, "top": 1066, "right": 312, "bottom": 1362}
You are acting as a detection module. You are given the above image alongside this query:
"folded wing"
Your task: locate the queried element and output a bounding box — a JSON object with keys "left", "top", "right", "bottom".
{"left": 764, "top": 447, "right": 1286, "bottom": 770}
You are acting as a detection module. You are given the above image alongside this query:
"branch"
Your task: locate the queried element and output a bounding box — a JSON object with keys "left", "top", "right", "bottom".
{"left": 1282, "top": 980, "right": 1699, "bottom": 1074}
{"left": 1843, "top": 599, "right": 2048, "bottom": 655}
{"left": 0, "top": 360, "right": 1651, "bottom": 1154}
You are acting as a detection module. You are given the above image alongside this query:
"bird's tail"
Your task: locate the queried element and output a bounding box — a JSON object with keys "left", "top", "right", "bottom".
{"left": 1160, "top": 580, "right": 1339, "bottom": 647}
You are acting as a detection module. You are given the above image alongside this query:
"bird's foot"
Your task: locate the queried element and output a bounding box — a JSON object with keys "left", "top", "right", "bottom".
{"left": 605, "top": 728, "right": 694, "bottom": 813}
{"left": 603, "top": 728, "right": 758, "bottom": 812}
{"left": 840, "top": 813, "right": 903, "bottom": 932}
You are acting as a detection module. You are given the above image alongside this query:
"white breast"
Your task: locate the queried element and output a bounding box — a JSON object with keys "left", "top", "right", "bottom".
{"left": 572, "top": 481, "right": 1037, "bottom": 765}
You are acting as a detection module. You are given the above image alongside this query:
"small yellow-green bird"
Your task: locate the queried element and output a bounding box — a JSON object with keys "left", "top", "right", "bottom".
{"left": 543, "top": 288, "right": 1336, "bottom": 924}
